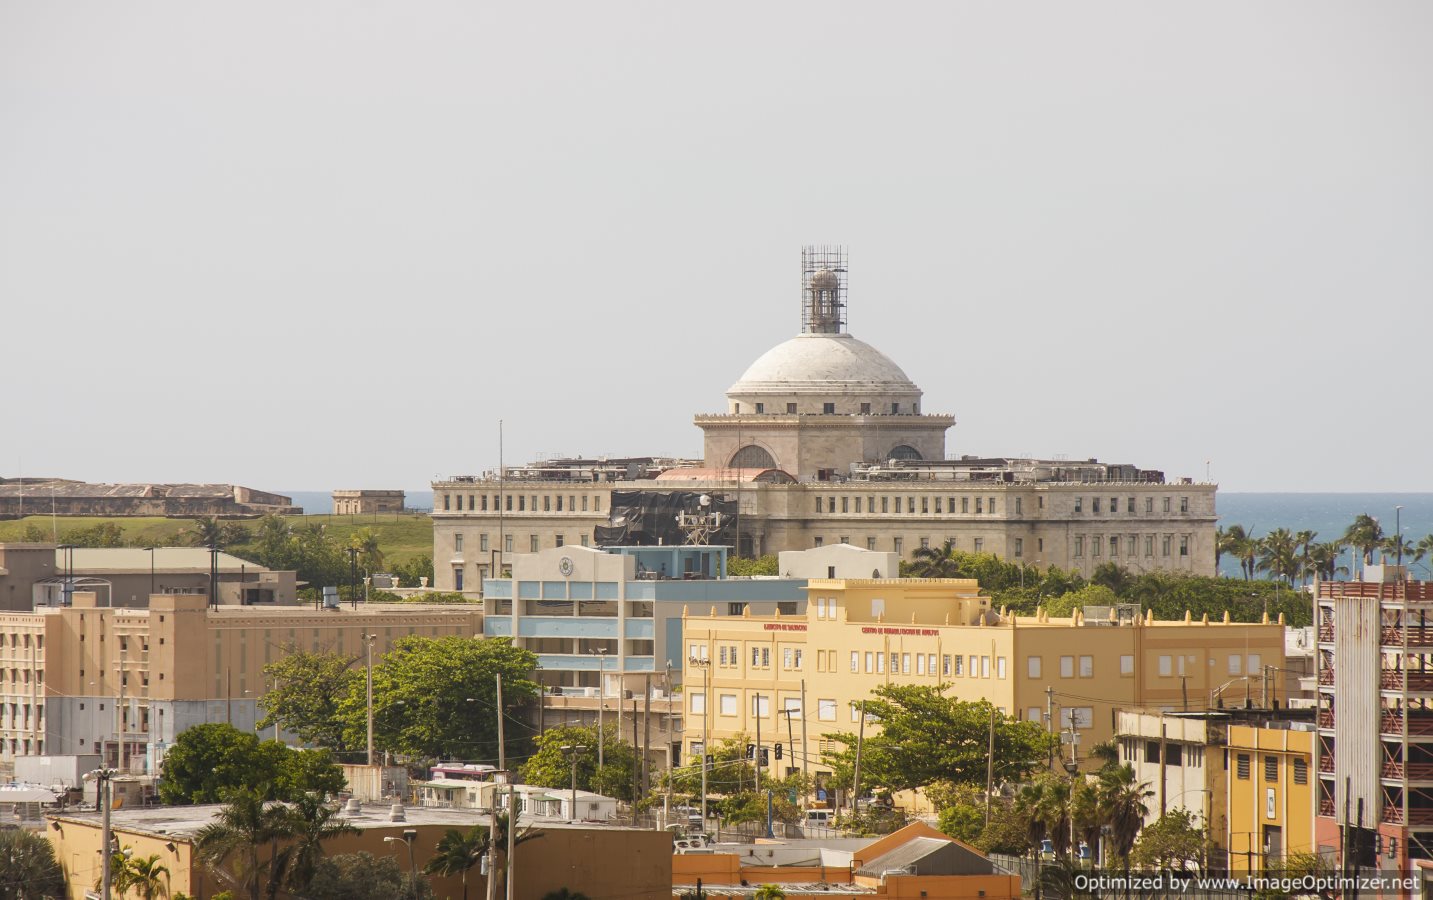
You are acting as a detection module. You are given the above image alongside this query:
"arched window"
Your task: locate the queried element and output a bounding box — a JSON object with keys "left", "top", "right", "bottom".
{"left": 729, "top": 445, "right": 777, "bottom": 469}
{"left": 889, "top": 445, "right": 923, "bottom": 461}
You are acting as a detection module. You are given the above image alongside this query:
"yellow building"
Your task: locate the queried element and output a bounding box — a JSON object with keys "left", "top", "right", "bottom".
{"left": 47, "top": 801, "right": 673, "bottom": 900}
{"left": 682, "top": 578, "right": 1285, "bottom": 801}
{"left": 1226, "top": 723, "right": 1315, "bottom": 872}
{"left": 0, "top": 591, "right": 484, "bottom": 773}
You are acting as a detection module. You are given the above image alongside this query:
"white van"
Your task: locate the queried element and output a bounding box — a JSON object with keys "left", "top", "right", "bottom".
{"left": 803, "top": 809, "right": 834, "bottom": 828}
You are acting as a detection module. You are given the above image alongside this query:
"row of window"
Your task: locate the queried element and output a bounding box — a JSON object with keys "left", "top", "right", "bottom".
{"left": 1074, "top": 496, "right": 1190, "bottom": 515}
{"left": 441, "top": 493, "right": 604, "bottom": 514}
{"left": 1234, "top": 752, "right": 1309, "bottom": 785}
{"left": 1157, "top": 653, "right": 1263, "bottom": 677}
{"left": 453, "top": 532, "right": 590, "bottom": 556}
{"left": 733, "top": 401, "right": 918, "bottom": 415}
{"left": 688, "top": 691, "right": 860, "bottom": 723}
{"left": 812, "top": 536, "right": 1019, "bottom": 555}
{"left": 815, "top": 494, "right": 1014, "bottom": 516}
{"left": 1073, "top": 534, "right": 1191, "bottom": 558}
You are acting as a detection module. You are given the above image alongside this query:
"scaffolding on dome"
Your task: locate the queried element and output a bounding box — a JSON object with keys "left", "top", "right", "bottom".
{"left": 801, "top": 245, "right": 848, "bottom": 335}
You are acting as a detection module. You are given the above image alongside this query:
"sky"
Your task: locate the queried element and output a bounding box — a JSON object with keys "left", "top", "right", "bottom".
{"left": 3, "top": 3, "right": 1430, "bottom": 493}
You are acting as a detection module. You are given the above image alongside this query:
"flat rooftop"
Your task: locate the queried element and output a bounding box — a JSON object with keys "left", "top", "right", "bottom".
{"left": 50, "top": 801, "right": 650, "bottom": 839}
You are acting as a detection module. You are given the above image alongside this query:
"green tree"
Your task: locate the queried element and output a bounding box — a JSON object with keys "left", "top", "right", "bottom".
{"left": 194, "top": 789, "right": 295, "bottom": 900}
{"left": 1257, "top": 528, "right": 1299, "bottom": 584}
{"left": 159, "top": 724, "right": 343, "bottom": 805}
{"left": 908, "top": 540, "right": 962, "bottom": 577}
{"left": 1099, "top": 763, "right": 1153, "bottom": 875}
{"left": 0, "top": 828, "right": 67, "bottom": 899}
{"left": 350, "top": 528, "right": 384, "bottom": 573}
{"left": 306, "top": 852, "right": 409, "bottom": 900}
{"left": 338, "top": 636, "right": 539, "bottom": 759}
{"left": 521, "top": 724, "right": 640, "bottom": 801}
{"left": 1219, "top": 525, "right": 1257, "bottom": 580}
{"left": 1131, "top": 808, "right": 1212, "bottom": 873}
{"left": 754, "top": 886, "right": 788, "bottom": 900}
{"left": 391, "top": 554, "right": 435, "bottom": 587}
{"left": 423, "top": 827, "right": 485, "bottom": 900}
{"left": 1306, "top": 541, "right": 1346, "bottom": 582}
{"left": 186, "top": 517, "right": 248, "bottom": 550}
{"left": 123, "top": 852, "right": 173, "bottom": 900}
{"left": 58, "top": 521, "right": 127, "bottom": 547}
{"left": 727, "top": 554, "right": 779, "bottom": 576}
{"left": 1091, "top": 562, "right": 1133, "bottom": 595}
{"left": 819, "top": 686, "right": 1055, "bottom": 795}
{"left": 1342, "top": 514, "right": 1385, "bottom": 575}
{"left": 1042, "top": 583, "right": 1118, "bottom": 618}
{"left": 275, "top": 792, "right": 359, "bottom": 896}
{"left": 258, "top": 648, "right": 361, "bottom": 751}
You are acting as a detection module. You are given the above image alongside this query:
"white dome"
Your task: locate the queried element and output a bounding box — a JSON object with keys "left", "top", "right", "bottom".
{"left": 728, "top": 333, "right": 919, "bottom": 397}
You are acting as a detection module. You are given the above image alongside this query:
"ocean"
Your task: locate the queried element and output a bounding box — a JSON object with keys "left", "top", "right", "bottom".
{"left": 281, "top": 490, "right": 1433, "bottom": 579}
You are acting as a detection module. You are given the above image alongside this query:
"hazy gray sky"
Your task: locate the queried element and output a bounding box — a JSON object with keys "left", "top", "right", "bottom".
{"left": 4, "top": 3, "right": 1430, "bottom": 493}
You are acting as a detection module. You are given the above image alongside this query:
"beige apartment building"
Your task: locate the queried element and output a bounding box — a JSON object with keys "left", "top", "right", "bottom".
{"left": 0, "top": 591, "right": 483, "bottom": 772}
{"left": 432, "top": 249, "right": 1215, "bottom": 593}
{"left": 332, "top": 489, "right": 406, "bottom": 515}
{"left": 680, "top": 577, "right": 1284, "bottom": 798}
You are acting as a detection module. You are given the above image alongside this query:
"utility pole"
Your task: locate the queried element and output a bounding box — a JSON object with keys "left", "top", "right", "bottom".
{"left": 1181, "top": 675, "right": 1189, "bottom": 712}
{"left": 496, "top": 673, "right": 506, "bottom": 772}
{"left": 642, "top": 673, "right": 652, "bottom": 797}
{"left": 117, "top": 648, "right": 126, "bottom": 774}
{"left": 754, "top": 693, "right": 762, "bottom": 793}
{"left": 632, "top": 698, "right": 640, "bottom": 806}
{"left": 505, "top": 782, "right": 518, "bottom": 900}
{"left": 799, "top": 679, "right": 810, "bottom": 810}
{"left": 365, "top": 634, "right": 376, "bottom": 766}
{"left": 985, "top": 706, "right": 996, "bottom": 828}
{"left": 486, "top": 783, "right": 501, "bottom": 900}
{"left": 852, "top": 700, "right": 866, "bottom": 816}
{"left": 1046, "top": 686, "right": 1056, "bottom": 770}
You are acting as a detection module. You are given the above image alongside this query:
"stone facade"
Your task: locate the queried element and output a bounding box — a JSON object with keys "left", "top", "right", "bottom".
{"left": 0, "top": 479, "right": 299, "bottom": 517}
{"left": 332, "top": 489, "right": 405, "bottom": 515}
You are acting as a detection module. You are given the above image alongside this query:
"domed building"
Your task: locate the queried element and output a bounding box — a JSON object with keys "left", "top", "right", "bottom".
{"left": 432, "top": 248, "right": 1216, "bottom": 585}
{"left": 697, "top": 250, "right": 954, "bottom": 480}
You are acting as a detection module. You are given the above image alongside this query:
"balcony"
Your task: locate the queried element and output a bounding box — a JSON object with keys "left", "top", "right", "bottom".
{"left": 1382, "top": 713, "right": 1433, "bottom": 736}
{"left": 1320, "top": 799, "right": 1336, "bottom": 817}
{"left": 1319, "top": 756, "right": 1334, "bottom": 774}
{"left": 1319, "top": 709, "right": 1335, "bottom": 729}
{"left": 1319, "top": 670, "right": 1336, "bottom": 686}
{"left": 1319, "top": 625, "right": 1334, "bottom": 642}
{"left": 1382, "top": 807, "right": 1433, "bottom": 826}
{"left": 1385, "top": 628, "right": 1433, "bottom": 647}
{"left": 1382, "top": 671, "right": 1433, "bottom": 691}
{"left": 1382, "top": 762, "right": 1433, "bottom": 782}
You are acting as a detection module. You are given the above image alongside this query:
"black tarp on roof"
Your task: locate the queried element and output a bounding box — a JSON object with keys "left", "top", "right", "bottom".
{"left": 593, "top": 490, "right": 737, "bottom": 546}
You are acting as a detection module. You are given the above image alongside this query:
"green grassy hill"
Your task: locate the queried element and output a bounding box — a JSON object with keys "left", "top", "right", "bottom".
{"left": 0, "top": 513, "right": 434, "bottom": 567}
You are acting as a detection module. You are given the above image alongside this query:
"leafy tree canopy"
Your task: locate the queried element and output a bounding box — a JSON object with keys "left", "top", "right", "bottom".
{"left": 159, "top": 723, "right": 344, "bottom": 804}
{"left": 728, "top": 555, "right": 779, "bottom": 576}
{"left": 338, "top": 636, "right": 538, "bottom": 760}
{"left": 0, "top": 828, "right": 67, "bottom": 899}
{"left": 259, "top": 647, "right": 362, "bottom": 751}
{"left": 820, "top": 685, "right": 1056, "bottom": 795}
{"left": 521, "top": 724, "right": 640, "bottom": 802}
{"left": 1131, "top": 808, "right": 1214, "bottom": 872}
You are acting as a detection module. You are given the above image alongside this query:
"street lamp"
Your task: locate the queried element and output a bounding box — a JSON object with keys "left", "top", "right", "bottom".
{"left": 559, "top": 744, "right": 589, "bottom": 823}
{"left": 347, "top": 546, "right": 360, "bottom": 609}
{"left": 363, "top": 633, "right": 378, "bottom": 766}
{"left": 588, "top": 648, "right": 609, "bottom": 772}
{"left": 383, "top": 828, "right": 419, "bottom": 897}
{"left": 141, "top": 547, "right": 156, "bottom": 598}
{"left": 688, "top": 654, "right": 712, "bottom": 830}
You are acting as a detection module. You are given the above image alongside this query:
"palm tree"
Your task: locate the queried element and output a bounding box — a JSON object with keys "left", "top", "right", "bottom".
{"left": 1383, "top": 534, "right": 1416, "bottom": 568}
{"left": 1294, "top": 530, "right": 1316, "bottom": 585}
{"left": 126, "top": 853, "right": 172, "bottom": 900}
{"left": 908, "top": 539, "right": 962, "bottom": 577}
{"left": 188, "top": 516, "right": 228, "bottom": 549}
{"left": 1342, "top": 514, "right": 1384, "bottom": 578}
{"left": 1035, "top": 777, "right": 1073, "bottom": 861}
{"left": 1214, "top": 526, "right": 1236, "bottom": 572}
{"left": 351, "top": 528, "right": 385, "bottom": 574}
{"left": 1099, "top": 764, "right": 1153, "bottom": 876}
{"left": 194, "top": 789, "right": 294, "bottom": 900}
{"left": 1306, "top": 542, "right": 1346, "bottom": 582}
{"left": 1414, "top": 535, "right": 1433, "bottom": 580}
{"left": 1257, "top": 528, "right": 1299, "bottom": 585}
{"left": 1015, "top": 781, "right": 1048, "bottom": 860}
{"left": 754, "top": 886, "right": 788, "bottom": 900}
{"left": 424, "top": 826, "right": 486, "bottom": 900}
{"left": 279, "top": 793, "right": 359, "bottom": 896}
{"left": 1220, "top": 525, "right": 1257, "bottom": 580}
{"left": 0, "top": 828, "right": 67, "bottom": 899}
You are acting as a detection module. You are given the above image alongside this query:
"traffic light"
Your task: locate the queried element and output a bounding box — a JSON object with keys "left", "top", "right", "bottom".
{"left": 704, "top": 754, "right": 714, "bottom": 767}
{"left": 745, "top": 743, "right": 755, "bottom": 760}
{"left": 760, "top": 748, "right": 770, "bottom": 766}
{"left": 774, "top": 743, "right": 783, "bottom": 760}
